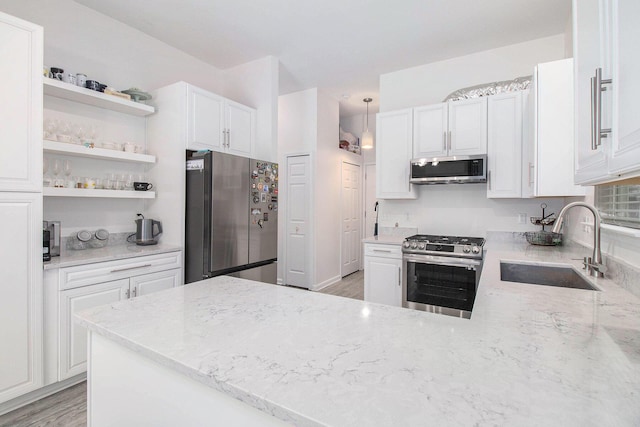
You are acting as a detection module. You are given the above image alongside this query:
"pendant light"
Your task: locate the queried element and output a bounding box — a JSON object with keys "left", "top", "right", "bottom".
{"left": 361, "top": 97, "right": 374, "bottom": 149}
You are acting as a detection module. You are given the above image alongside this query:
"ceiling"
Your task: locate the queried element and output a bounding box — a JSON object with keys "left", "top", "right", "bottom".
{"left": 73, "top": 0, "right": 570, "bottom": 117}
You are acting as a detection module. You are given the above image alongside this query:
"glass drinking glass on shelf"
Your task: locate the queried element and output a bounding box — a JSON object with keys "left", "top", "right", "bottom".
{"left": 63, "top": 159, "right": 72, "bottom": 178}
{"left": 43, "top": 118, "right": 57, "bottom": 141}
{"left": 125, "top": 173, "right": 134, "bottom": 190}
{"left": 42, "top": 157, "right": 51, "bottom": 187}
{"left": 73, "top": 123, "right": 85, "bottom": 145}
{"left": 51, "top": 159, "right": 63, "bottom": 188}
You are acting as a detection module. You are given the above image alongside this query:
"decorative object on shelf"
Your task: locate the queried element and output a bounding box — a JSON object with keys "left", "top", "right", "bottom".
{"left": 338, "top": 126, "right": 360, "bottom": 154}
{"left": 525, "top": 203, "right": 561, "bottom": 246}
{"left": 103, "top": 87, "right": 131, "bottom": 100}
{"left": 120, "top": 88, "right": 152, "bottom": 103}
{"left": 361, "top": 97, "right": 374, "bottom": 150}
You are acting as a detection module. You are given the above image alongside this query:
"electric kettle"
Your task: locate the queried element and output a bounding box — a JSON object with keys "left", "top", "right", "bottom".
{"left": 134, "top": 214, "right": 162, "bottom": 245}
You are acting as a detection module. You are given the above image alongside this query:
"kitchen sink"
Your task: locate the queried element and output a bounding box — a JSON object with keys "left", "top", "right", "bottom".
{"left": 500, "top": 262, "right": 599, "bottom": 291}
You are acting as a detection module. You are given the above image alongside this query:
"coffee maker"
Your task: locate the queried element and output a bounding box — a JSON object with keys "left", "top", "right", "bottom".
{"left": 43, "top": 220, "right": 61, "bottom": 258}
{"left": 134, "top": 214, "right": 162, "bottom": 245}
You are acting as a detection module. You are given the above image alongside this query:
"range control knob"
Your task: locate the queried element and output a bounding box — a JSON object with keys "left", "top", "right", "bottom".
{"left": 462, "top": 246, "right": 471, "bottom": 253}
{"left": 402, "top": 241, "right": 411, "bottom": 249}
{"left": 472, "top": 246, "right": 481, "bottom": 254}
{"left": 410, "top": 242, "right": 418, "bottom": 249}
{"left": 418, "top": 242, "right": 426, "bottom": 250}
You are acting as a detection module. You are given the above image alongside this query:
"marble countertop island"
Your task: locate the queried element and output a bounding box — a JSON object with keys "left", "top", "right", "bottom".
{"left": 76, "top": 241, "right": 640, "bottom": 426}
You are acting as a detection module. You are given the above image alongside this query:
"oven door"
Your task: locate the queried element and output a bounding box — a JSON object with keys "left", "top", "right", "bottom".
{"left": 402, "top": 253, "right": 482, "bottom": 318}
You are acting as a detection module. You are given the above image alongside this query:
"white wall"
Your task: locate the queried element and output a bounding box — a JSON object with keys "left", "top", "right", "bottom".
{"left": 0, "top": 0, "right": 225, "bottom": 94}
{"left": 377, "top": 34, "right": 571, "bottom": 237}
{"left": 379, "top": 186, "right": 566, "bottom": 237}
{"left": 223, "top": 56, "right": 279, "bottom": 162}
{"left": 278, "top": 89, "right": 361, "bottom": 288}
{"left": 380, "top": 34, "right": 567, "bottom": 111}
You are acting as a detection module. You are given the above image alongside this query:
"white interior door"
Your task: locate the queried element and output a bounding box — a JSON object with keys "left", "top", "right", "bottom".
{"left": 363, "top": 164, "right": 377, "bottom": 238}
{"left": 285, "top": 155, "right": 311, "bottom": 288}
{"left": 341, "top": 162, "right": 361, "bottom": 277}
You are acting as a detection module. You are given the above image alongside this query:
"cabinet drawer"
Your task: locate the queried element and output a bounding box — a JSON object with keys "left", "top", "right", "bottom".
{"left": 59, "top": 251, "right": 182, "bottom": 290}
{"left": 364, "top": 244, "right": 402, "bottom": 259}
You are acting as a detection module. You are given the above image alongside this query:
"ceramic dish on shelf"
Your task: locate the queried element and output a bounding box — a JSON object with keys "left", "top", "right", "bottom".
{"left": 120, "top": 88, "right": 152, "bottom": 103}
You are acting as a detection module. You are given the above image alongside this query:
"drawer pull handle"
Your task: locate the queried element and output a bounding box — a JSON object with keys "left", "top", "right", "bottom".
{"left": 110, "top": 264, "right": 152, "bottom": 273}
{"left": 372, "top": 249, "right": 392, "bottom": 253}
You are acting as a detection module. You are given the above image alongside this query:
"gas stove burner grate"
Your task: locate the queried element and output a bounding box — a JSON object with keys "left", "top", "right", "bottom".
{"left": 405, "top": 234, "right": 485, "bottom": 247}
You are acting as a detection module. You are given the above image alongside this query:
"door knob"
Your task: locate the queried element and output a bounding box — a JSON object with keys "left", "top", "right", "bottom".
{"left": 295, "top": 226, "right": 299, "bottom": 233}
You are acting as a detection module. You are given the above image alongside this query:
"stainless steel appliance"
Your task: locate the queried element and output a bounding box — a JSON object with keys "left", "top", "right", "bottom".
{"left": 134, "top": 214, "right": 163, "bottom": 246}
{"left": 43, "top": 220, "right": 61, "bottom": 257}
{"left": 410, "top": 155, "right": 487, "bottom": 184}
{"left": 185, "top": 151, "right": 278, "bottom": 284}
{"left": 402, "top": 234, "right": 485, "bottom": 319}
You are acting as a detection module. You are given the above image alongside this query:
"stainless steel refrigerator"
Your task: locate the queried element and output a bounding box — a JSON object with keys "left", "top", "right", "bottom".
{"left": 185, "top": 151, "right": 278, "bottom": 284}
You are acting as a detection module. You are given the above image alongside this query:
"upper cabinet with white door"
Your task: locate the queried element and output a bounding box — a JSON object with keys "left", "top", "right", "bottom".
{"left": 574, "top": 0, "right": 640, "bottom": 184}
{"left": 608, "top": 0, "right": 640, "bottom": 174}
{"left": 414, "top": 98, "right": 487, "bottom": 158}
{"left": 487, "top": 91, "right": 524, "bottom": 198}
{"left": 186, "top": 83, "right": 255, "bottom": 157}
{"left": 0, "top": 12, "right": 42, "bottom": 193}
{"left": 523, "top": 59, "right": 585, "bottom": 198}
{"left": 376, "top": 109, "right": 417, "bottom": 199}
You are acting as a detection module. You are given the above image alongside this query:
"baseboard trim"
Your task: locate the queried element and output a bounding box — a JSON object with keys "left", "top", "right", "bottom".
{"left": 0, "top": 374, "right": 86, "bottom": 416}
{"left": 311, "top": 274, "right": 341, "bottom": 291}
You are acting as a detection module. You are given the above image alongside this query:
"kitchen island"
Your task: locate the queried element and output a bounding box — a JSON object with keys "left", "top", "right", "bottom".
{"left": 76, "top": 241, "right": 640, "bottom": 426}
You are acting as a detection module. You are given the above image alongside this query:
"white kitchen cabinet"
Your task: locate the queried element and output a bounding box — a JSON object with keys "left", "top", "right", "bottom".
{"left": 376, "top": 109, "right": 416, "bottom": 199}
{"left": 187, "top": 85, "right": 225, "bottom": 152}
{"left": 131, "top": 268, "right": 181, "bottom": 297}
{"left": 0, "top": 12, "right": 43, "bottom": 406}
{"left": 0, "top": 193, "right": 43, "bottom": 404}
{"left": 448, "top": 98, "right": 488, "bottom": 156}
{"left": 57, "top": 253, "right": 182, "bottom": 380}
{"left": 608, "top": 0, "right": 640, "bottom": 175}
{"left": 573, "top": 0, "right": 640, "bottom": 184}
{"left": 186, "top": 84, "right": 255, "bottom": 157}
{"left": 413, "top": 104, "right": 448, "bottom": 158}
{"left": 487, "top": 91, "right": 523, "bottom": 198}
{"left": 59, "top": 279, "right": 129, "bottom": 380}
{"left": 413, "top": 98, "right": 487, "bottom": 158}
{"left": 0, "top": 12, "right": 42, "bottom": 192}
{"left": 364, "top": 244, "right": 402, "bottom": 307}
{"left": 524, "top": 59, "right": 585, "bottom": 197}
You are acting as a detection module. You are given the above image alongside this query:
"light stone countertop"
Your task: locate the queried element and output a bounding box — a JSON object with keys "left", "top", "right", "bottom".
{"left": 44, "top": 243, "right": 183, "bottom": 270}
{"left": 75, "top": 241, "right": 640, "bottom": 426}
{"left": 361, "top": 235, "right": 406, "bottom": 245}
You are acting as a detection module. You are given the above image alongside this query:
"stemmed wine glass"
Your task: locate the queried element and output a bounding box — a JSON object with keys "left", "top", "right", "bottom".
{"left": 52, "top": 159, "right": 62, "bottom": 188}
{"left": 63, "top": 160, "right": 72, "bottom": 187}
{"left": 43, "top": 157, "right": 50, "bottom": 187}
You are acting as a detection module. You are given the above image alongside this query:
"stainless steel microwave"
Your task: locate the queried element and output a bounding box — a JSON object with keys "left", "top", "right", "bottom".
{"left": 410, "top": 155, "right": 487, "bottom": 184}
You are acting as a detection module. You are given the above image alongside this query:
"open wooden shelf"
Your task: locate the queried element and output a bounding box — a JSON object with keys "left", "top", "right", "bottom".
{"left": 43, "top": 79, "right": 155, "bottom": 117}
{"left": 43, "top": 187, "right": 156, "bottom": 199}
{"left": 43, "top": 140, "right": 155, "bottom": 164}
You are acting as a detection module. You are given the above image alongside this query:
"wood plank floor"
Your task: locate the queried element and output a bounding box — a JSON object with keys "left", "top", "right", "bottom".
{"left": 0, "top": 271, "right": 364, "bottom": 426}
{"left": 317, "top": 270, "right": 364, "bottom": 300}
{"left": 0, "top": 382, "right": 87, "bottom": 427}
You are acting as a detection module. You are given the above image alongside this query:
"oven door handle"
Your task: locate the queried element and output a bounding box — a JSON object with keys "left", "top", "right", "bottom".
{"left": 403, "top": 254, "right": 481, "bottom": 269}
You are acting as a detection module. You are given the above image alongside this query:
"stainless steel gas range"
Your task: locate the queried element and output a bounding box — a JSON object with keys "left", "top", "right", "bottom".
{"left": 402, "top": 234, "right": 485, "bottom": 319}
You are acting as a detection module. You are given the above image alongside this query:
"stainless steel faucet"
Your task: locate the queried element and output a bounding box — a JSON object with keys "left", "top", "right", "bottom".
{"left": 552, "top": 202, "right": 606, "bottom": 278}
